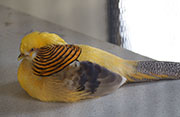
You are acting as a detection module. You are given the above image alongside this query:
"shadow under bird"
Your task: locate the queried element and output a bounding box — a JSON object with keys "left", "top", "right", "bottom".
{"left": 17, "top": 32, "right": 180, "bottom": 102}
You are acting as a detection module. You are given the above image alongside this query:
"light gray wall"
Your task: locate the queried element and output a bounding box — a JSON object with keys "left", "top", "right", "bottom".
{"left": 0, "top": 0, "right": 108, "bottom": 41}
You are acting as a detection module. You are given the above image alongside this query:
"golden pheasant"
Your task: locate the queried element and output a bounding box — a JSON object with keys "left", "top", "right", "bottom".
{"left": 18, "top": 32, "right": 180, "bottom": 102}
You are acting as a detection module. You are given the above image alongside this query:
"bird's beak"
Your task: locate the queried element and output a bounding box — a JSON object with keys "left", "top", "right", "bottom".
{"left": 17, "top": 53, "right": 25, "bottom": 61}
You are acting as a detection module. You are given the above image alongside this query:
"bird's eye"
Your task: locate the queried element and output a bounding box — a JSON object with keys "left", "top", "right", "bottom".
{"left": 30, "top": 48, "right": 34, "bottom": 52}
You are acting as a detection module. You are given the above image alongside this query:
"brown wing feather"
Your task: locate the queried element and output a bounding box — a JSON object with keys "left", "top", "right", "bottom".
{"left": 32, "top": 45, "right": 81, "bottom": 76}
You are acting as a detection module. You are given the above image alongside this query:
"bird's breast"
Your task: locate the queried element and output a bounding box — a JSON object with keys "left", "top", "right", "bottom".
{"left": 17, "top": 59, "right": 89, "bottom": 102}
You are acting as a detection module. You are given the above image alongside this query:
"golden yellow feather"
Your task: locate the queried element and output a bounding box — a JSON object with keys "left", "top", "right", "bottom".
{"left": 17, "top": 31, "right": 180, "bottom": 102}
{"left": 20, "top": 32, "right": 66, "bottom": 54}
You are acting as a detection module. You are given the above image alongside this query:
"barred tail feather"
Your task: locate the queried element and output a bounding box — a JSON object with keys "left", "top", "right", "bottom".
{"left": 125, "top": 61, "right": 180, "bottom": 82}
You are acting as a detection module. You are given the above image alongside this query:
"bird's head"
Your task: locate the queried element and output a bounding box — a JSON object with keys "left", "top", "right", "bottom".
{"left": 18, "top": 31, "right": 67, "bottom": 61}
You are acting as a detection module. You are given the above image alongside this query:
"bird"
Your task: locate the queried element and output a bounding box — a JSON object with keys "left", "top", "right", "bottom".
{"left": 18, "top": 31, "right": 180, "bottom": 102}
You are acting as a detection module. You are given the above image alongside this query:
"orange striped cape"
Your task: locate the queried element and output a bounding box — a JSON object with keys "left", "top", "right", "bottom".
{"left": 32, "top": 44, "right": 81, "bottom": 76}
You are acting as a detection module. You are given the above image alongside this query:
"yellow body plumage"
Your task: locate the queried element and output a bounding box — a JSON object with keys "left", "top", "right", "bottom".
{"left": 18, "top": 44, "right": 129, "bottom": 102}
{"left": 18, "top": 32, "right": 180, "bottom": 102}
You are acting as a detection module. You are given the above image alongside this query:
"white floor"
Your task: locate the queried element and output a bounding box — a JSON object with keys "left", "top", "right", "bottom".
{"left": 121, "top": 0, "right": 180, "bottom": 62}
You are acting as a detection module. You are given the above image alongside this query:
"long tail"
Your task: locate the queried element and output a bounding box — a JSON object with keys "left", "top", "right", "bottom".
{"left": 123, "top": 60, "right": 180, "bottom": 83}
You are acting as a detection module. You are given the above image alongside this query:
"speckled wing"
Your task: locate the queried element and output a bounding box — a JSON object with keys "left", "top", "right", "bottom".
{"left": 56, "top": 61, "right": 126, "bottom": 98}
{"left": 79, "top": 61, "right": 126, "bottom": 96}
{"left": 32, "top": 44, "right": 81, "bottom": 76}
